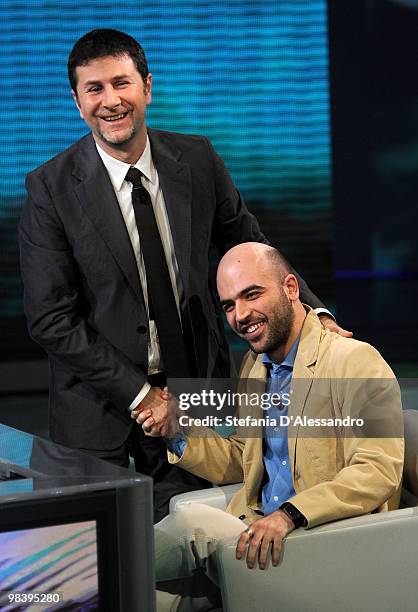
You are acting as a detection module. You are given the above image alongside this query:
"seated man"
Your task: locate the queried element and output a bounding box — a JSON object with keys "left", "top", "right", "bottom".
{"left": 137, "top": 242, "right": 404, "bottom": 611}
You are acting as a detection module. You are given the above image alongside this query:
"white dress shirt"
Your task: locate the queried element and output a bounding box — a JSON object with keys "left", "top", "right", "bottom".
{"left": 96, "top": 138, "right": 184, "bottom": 409}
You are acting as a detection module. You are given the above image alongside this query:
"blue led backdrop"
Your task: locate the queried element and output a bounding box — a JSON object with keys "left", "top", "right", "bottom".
{"left": 0, "top": 0, "right": 332, "bottom": 358}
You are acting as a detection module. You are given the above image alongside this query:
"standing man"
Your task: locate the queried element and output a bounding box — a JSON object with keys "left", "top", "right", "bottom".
{"left": 19, "top": 29, "right": 345, "bottom": 521}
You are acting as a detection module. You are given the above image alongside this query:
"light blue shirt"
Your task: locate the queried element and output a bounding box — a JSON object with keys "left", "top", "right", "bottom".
{"left": 260, "top": 337, "right": 299, "bottom": 514}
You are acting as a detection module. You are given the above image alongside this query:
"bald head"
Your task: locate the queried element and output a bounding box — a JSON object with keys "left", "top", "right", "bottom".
{"left": 217, "top": 243, "right": 292, "bottom": 290}
{"left": 216, "top": 243, "right": 304, "bottom": 361}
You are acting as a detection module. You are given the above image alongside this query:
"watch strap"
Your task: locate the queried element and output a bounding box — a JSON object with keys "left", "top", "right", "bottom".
{"left": 280, "top": 502, "right": 307, "bottom": 528}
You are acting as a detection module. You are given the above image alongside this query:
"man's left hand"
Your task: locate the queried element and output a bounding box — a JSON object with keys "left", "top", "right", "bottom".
{"left": 235, "top": 510, "right": 295, "bottom": 570}
{"left": 318, "top": 313, "right": 353, "bottom": 338}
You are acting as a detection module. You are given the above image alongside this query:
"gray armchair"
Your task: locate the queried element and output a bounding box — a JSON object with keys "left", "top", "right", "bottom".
{"left": 169, "top": 409, "right": 418, "bottom": 612}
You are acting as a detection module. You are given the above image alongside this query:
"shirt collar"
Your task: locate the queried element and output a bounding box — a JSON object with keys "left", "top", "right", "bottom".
{"left": 262, "top": 334, "right": 301, "bottom": 371}
{"left": 95, "top": 136, "right": 155, "bottom": 192}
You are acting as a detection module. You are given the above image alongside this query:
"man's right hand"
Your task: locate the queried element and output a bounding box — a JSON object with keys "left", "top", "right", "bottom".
{"left": 131, "top": 387, "right": 179, "bottom": 438}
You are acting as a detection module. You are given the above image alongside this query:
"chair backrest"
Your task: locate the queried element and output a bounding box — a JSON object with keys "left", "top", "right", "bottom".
{"left": 403, "top": 409, "right": 418, "bottom": 505}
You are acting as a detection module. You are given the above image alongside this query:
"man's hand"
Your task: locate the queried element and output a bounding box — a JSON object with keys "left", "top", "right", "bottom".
{"left": 318, "top": 313, "right": 353, "bottom": 338}
{"left": 131, "top": 387, "right": 170, "bottom": 437}
{"left": 132, "top": 387, "right": 180, "bottom": 438}
{"left": 236, "top": 510, "right": 295, "bottom": 570}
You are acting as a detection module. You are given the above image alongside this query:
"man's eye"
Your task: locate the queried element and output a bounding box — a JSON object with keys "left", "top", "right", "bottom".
{"left": 87, "top": 86, "right": 101, "bottom": 93}
{"left": 223, "top": 304, "right": 234, "bottom": 313}
{"left": 116, "top": 81, "right": 128, "bottom": 86}
{"left": 247, "top": 292, "right": 259, "bottom": 299}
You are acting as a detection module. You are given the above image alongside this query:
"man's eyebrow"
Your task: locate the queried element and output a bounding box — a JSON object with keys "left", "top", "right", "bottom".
{"left": 220, "top": 298, "right": 233, "bottom": 308}
{"left": 241, "top": 284, "right": 263, "bottom": 294}
{"left": 81, "top": 79, "right": 102, "bottom": 88}
{"left": 220, "top": 284, "right": 263, "bottom": 307}
{"left": 82, "top": 74, "right": 131, "bottom": 87}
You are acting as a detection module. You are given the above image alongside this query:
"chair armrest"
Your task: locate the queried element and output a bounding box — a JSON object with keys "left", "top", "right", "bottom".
{"left": 216, "top": 507, "right": 418, "bottom": 612}
{"left": 169, "top": 483, "right": 242, "bottom": 513}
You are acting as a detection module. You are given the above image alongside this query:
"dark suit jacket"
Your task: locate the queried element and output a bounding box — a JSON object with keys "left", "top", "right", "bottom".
{"left": 19, "top": 129, "right": 324, "bottom": 450}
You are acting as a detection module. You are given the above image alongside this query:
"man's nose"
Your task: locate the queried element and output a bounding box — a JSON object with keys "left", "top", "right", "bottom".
{"left": 235, "top": 300, "right": 251, "bottom": 323}
{"left": 102, "top": 86, "right": 120, "bottom": 108}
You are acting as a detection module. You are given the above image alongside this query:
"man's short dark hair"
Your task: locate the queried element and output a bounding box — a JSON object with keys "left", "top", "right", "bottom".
{"left": 68, "top": 28, "right": 149, "bottom": 92}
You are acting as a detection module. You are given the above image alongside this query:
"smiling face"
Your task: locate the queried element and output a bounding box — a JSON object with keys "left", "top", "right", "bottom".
{"left": 72, "top": 54, "right": 151, "bottom": 162}
{"left": 217, "top": 245, "right": 299, "bottom": 361}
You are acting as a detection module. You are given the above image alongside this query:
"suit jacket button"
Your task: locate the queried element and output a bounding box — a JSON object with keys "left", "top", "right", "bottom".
{"left": 137, "top": 325, "right": 147, "bottom": 334}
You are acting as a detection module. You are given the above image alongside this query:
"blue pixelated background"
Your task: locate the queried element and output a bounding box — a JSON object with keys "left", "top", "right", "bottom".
{"left": 0, "top": 0, "right": 332, "bottom": 358}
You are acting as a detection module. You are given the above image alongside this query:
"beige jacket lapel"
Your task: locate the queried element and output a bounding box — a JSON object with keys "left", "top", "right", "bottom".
{"left": 288, "top": 308, "right": 322, "bottom": 477}
{"left": 239, "top": 352, "right": 265, "bottom": 511}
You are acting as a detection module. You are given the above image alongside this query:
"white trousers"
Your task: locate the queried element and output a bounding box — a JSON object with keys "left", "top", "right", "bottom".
{"left": 155, "top": 503, "right": 246, "bottom": 611}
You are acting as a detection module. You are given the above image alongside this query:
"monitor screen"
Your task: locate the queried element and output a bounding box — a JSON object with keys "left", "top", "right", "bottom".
{"left": 0, "top": 485, "right": 155, "bottom": 611}
{"left": 0, "top": 521, "right": 98, "bottom": 611}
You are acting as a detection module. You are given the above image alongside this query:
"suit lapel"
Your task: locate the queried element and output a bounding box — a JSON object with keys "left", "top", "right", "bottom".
{"left": 243, "top": 354, "right": 266, "bottom": 509}
{"left": 72, "top": 136, "right": 144, "bottom": 304}
{"left": 148, "top": 130, "right": 192, "bottom": 294}
{"left": 288, "top": 309, "right": 322, "bottom": 477}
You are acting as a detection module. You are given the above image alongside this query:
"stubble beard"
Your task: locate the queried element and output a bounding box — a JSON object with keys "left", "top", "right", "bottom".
{"left": 248, "top": 296, "right": 294, "bottom": 356}
{"left": 96, "top": 123, "right": 137, "bottom": 148}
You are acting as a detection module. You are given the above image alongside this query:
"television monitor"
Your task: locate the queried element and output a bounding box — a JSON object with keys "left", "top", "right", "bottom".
{"left": 0, "top": 424, "right": 155, "bottom": 611}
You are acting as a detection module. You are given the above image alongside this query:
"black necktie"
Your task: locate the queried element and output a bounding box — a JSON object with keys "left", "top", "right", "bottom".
{"left": 125, "top": 167, "right": 191, "bottom": 378}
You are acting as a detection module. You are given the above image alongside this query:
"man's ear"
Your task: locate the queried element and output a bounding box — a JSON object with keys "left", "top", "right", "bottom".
{"left": 283, "top": 274, "right": 299, "bottom": 302}
{"left": 71, "top": 90, "right": 84, "bottom": 119}
{"left": 144, "top": 73, "right": 152, "bottom": 105}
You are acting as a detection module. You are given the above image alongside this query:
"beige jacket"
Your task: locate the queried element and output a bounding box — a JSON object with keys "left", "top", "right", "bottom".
{"left": 168, "top": 309, "right": 404, "bottom": 527}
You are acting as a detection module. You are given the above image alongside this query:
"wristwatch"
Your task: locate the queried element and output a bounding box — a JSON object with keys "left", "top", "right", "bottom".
{"left": 279, "top": 502, "right": 307, "bottom": 528}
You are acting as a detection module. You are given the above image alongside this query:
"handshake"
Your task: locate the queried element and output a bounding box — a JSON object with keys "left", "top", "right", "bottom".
{"left": 130, "top": 386, "right": 181, "bottom": 438}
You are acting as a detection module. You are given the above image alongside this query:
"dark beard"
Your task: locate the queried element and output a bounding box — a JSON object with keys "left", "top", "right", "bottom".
{"left": 249, "top": 297, "right": 294, "bottom": 355}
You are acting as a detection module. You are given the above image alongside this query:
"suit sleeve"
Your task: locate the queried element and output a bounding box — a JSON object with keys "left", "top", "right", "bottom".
{"left": 205, "top": 138, "right": 326, "bottom": 309}
{"left": 167, "top": 426, "right": 245, "bottom": 485}
{"left": 19, "top": 172, "right": 147, "bottom": 411}
{"left": 289, "top": 343, "right": 404, "bottom": 528}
